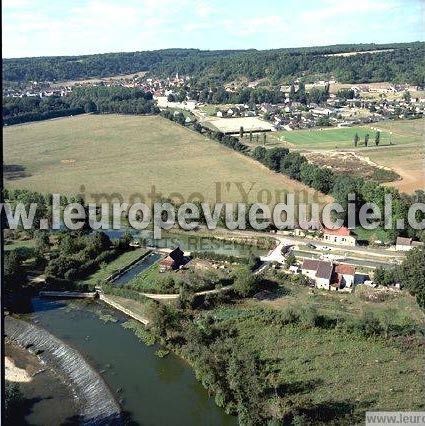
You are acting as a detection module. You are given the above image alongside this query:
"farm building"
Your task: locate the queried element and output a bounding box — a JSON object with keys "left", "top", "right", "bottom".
{"left": 331, "top": 264, "right": 356, "bottom": 290}
{"left": 301, "top": 260, "right": 356, "bottom": 291}
{"left": 395, "top": 237, "right": 424, "bottom": 251}
{"left": 159, "top": 247, "right": 185, "bottom": 271}
{"left": 301, "top": 259, "right": 334, "bottom": 289}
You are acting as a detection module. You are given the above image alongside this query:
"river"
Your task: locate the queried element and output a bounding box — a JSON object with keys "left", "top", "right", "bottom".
{"left": 27, "top": 298, "right": 237, "bottom": 425}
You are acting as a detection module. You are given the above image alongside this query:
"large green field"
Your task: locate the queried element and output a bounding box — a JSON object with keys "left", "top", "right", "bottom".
{"left": 276, "top": 126, "right": 396, "bottom": 149}
{"left": 3, "top": 114, "right": 326, "bottom": 205}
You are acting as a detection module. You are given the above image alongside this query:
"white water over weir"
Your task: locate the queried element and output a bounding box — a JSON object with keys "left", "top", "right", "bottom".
{"left": 5, "top": 316, "right": 122, "bottom": 425}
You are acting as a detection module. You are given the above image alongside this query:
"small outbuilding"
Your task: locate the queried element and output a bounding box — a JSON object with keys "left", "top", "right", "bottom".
{"left": 159, "top": 247, "right": 185, "bottom": 271}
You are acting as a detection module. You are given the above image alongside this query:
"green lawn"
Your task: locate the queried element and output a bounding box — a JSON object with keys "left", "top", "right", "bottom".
{"left": 4, "top": 239, "right": 36, "bottom": 252}
{"left": 127, "top": 262, "right": 163, "bottom": 293}
{"left": 80, "top": 248, "right": 148, "bottom": 286}
{"left": 276, "top": 126, "right": 395, "bottom": 149}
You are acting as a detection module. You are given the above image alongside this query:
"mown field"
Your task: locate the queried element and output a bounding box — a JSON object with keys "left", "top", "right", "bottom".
{"left": 274, "top": 125, "right": 410, "bottom": 150}
{"left": 355, "top": 119, "right": 424, "bottom": 193}
{"left": 3, "top": 114, "right": 326, "bottom": 206}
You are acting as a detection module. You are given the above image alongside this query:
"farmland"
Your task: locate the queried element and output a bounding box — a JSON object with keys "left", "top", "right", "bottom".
{"left": 273, "top": 125, "right": 411, "bottom": 150}
{"left": 3, "top": 114, "right": 326, "bottom": 206}
{"left": 366, "top": 145, "right": 425, "bottom": 193}
{"left": 268, "top": 119, "right": 424, "bottom": 193}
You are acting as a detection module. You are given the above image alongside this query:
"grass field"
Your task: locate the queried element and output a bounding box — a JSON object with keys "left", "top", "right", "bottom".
{"left": 249, "top": 278, "right": 425, "bottom": 325}
{"left": 365, "top": 145, "right": 425, "bottom": 193}
{"left": 224, "top": 313, "right": 425, "bottom": 421}
{"left": 269, "top": 119, "right": 424, "bottom": 193}
{"left": 3, "top": 114, "right": 327, "bottom": 206}
{"left": 80, "top": 248, "right": 148, "bottom": 286}
{"left": 274, "top": 126, "right": 411, "bottom": 150}
{"left": 209, "top": 278, "right": 425, "bottom": 421}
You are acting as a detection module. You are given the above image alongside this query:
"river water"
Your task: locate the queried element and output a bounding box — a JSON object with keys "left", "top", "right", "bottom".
{"left": 113, "top": 252, "right": 161, "bottom": 285}
{"left": 105, "top": 229, "right": 266, "bottom": 257}
{"left": 27, "top": 298, "right": 236, "bottom": 426}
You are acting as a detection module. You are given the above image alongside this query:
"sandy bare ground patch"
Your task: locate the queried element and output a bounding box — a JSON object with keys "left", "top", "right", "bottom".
{"left": 155, "top": 96, "right": 197, "bottom": 111}
{"left": 365, "top": 145, "right": 425, "bottom": 193}
{"left": 202, "top": 116, "right": 275, "bottom": 133}
{"left": 5, "top": 356, "right": 33, "bottom": 382}
{"left": 304, "top": 151, "right": 400, "bottom": 183}
{"left": 51, "top": 71, "right": 147, "bottom": 87}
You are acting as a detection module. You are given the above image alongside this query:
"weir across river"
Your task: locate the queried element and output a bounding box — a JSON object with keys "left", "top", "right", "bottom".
{"left": 5, "top": 316, "right": 122, "bottom": 425}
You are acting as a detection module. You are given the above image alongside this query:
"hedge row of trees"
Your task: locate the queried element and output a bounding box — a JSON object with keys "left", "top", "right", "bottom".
{"left": 161, "top": 112, "right": 425, "bottom": 244}
{"left": 374, "top": 246, "right": 425, "bottom": 309}
{"left": 160, "top": 109, "right": 249, "bottom": 152}
{"left": 3, "top": 86, "right": 159, "bottom": 125}
{"left": 251, "top": 145, "right": 425, "bottom": 243}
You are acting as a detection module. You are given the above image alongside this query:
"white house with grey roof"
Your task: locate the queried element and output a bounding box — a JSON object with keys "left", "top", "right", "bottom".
{"left": 301, "top": 259, "right": 334, "bottom": 290}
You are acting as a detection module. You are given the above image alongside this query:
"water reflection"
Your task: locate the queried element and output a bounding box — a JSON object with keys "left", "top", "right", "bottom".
{"left": 27, "top": 298, "right": 236, "bottom": 425}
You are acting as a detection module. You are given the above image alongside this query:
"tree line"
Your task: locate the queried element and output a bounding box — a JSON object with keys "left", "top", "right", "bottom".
{"left": 163, "top": 113, "right": 425, "bottom": 245}
{"left": 3, "top": 86, "right": 159, "bottom": 125}
{"left": 3, "top": 43, "right": 424, "bottom": 86}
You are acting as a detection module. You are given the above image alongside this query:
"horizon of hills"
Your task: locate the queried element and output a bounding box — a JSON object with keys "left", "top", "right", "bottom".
{"left": 3, "top": 41, "right": 425, "bottom": 86}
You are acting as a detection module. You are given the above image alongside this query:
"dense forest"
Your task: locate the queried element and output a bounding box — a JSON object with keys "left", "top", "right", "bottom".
{"left": 3, "top": 42, "right": 424, "bottom": 86}
{"left": 3, "top": 86, "right": 159, "bottom": 125}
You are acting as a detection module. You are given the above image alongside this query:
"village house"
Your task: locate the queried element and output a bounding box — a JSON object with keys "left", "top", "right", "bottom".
{"left": 301, "top": 259, "right": 356, "bottom": 291}
{"left": 395, "top": 237, "right": 424, "bottom": 251}
{"left": 159, "top": 247, "right": 185, "bottom": 271}
{"left": 331, "top": 264, "right": 356, "bottom": 291}
{"left": 301, "top": 259, "right": 334, "bottom": 289}
{"left": 322, "top": 227, "right": 356, "bottom": 246}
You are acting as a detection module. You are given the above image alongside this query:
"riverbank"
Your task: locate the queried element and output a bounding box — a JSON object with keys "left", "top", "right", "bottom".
{"left": 24, "top": 297, "right": 237, "bottom": 425}
{"left": 5, "top": 342, "right": 78, "bottom": 425}
{"left": 5, "top": 355, "right": 32, "bottom": 382}
{"left": 5, "top": 315, "right": 122, "bottom": 425}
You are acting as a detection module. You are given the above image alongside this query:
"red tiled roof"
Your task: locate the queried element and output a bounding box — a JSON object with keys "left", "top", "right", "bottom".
{"left": 323, "top": 227, "right": 351, "bottom": 237}
{"left": 334, "top": 264, "right": 356, "bottom": 276}
{"left": 160, "top": 256, "right": 174, "bottom": 266}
